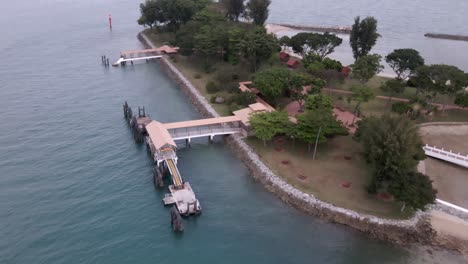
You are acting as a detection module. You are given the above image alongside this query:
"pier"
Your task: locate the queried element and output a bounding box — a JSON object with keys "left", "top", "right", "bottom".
{"left": 113, "top": 46, "right": 180, "bottom": 66}
{"left": 123, "top": 102, "right": 248, "bottom": 230}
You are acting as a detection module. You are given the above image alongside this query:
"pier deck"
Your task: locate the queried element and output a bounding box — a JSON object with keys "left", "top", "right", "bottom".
{"left": 169, "top": 183, "right": 201, "bottom": 215}
{"left": 113, "top": 55, "right": 162, "bottom": 66}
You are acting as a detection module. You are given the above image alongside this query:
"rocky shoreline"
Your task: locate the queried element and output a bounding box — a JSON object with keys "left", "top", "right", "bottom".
{"left": 138, "top": 32, "right": 465, "bottom": 254}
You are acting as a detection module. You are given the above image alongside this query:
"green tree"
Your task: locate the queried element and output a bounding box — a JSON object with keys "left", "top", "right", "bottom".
{"left": 222, "top": 0, "right": 245, "bottom": 21}
{"left": 321, "top": 57, "right": 343, "bottom": 71}
{"left": 425, "top": 64, "right": 467, "bottom": 109}
{"left": 288, "top": 32, "right": 342, "bottom": 60}
{"left": 250, "top": 111, "right": 290, "bottom": 145}
{"left": 194, "top": 25, "right": 219, "bottom": 71}
{"left": 138, "top": 0, "right": 209, "bottom": 31}
{"left": 385, "top": 49, "right": 425, "bottom": 80}
{"left": 410, "top": 65, "right": 433, "bottom": 96}
{"left": 380, "top": 79, "right": 406, "bottom": 103}
{"left": 226, "top": 26, "right": 246, "bottom": 64}
{"left": 289, "top": 74, "right": 323, "bottom": 112}
{"left": 354, "top": 115, "right": 434, "bottom": 210}
{"left": 388, "top": 171, "right": 437, "bottom": 211}
{"left": 305, "top": 94, "right": 333, "bottom": 112}
{"left": 138, "top": 0, "right": 164, "bottom": 29}
{"left": 240, "top": 27, "right": 279, "bottom": 72}
{"left": 253, "top": 67, "right": 289, "bottom": 104}
{"left": 279, "top": 36, "right": 291, "bottom": 50}
{"left": 355, "top": 115, "right": 426, "bottom": 190}
{"left": 351, "top": 54, "right": 383, "bottom": 83}
{"left": 350, "top": 16, "right": 380, "bottom": 60}
{"left": 455, "top": 93, "right": 468, "bottom": 108}
{"left": 295, "top": 108, "right": 347, "bottom": 151}
{"left": 350, "top": 85, "right": 375, "bottom": 121}
{"left": 245, "top": 0, "right": 271, "bottom": 25}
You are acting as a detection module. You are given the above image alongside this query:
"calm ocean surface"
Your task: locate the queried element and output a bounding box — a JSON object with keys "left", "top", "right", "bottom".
{"left": 0, "top": 0, "right": 465, "bottom": 263}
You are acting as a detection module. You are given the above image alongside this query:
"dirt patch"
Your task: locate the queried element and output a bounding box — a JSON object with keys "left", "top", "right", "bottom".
{"left": 247, "top": 135, "right": 413, "bottom": 219}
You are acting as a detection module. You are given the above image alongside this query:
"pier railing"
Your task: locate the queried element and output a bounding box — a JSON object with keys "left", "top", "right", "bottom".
{"left": 423, "top": 144, "right": 468, "bottom": 168}
{"left": 168, "top": 124, "right": 242, "bottom": 140}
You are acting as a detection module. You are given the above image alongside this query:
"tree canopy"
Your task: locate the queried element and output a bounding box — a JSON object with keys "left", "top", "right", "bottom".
{"left": 350, "top": 16, "right": 380, "bottom": 60}
{"left": 354, "top": 115, "right": 435, "bottom": 210}
{"left": 245, "top": 0, "right": 271, "bottom": 25}
{"left": 350, "top": 84, "right": 375, "bottom": 119}
{"left": 240, "top": 27, "right": 279, "bottom": 71}
{"left": 305, "top": 94, "right": 334, "bottom": 112}
{"left": 249, "top": 111, "right": 290, "bottom": 145}
{"left": 294, "top": 107, "right": 347, "bottom": 150}
{"left": 455, "top": 93, "right": 468, "bottom": 108}
{"left": 138, "top": 0, "right": 210, "bottom": 30}
{"left": 287, "top": 32, "right": 343, "bottom": 60}
{"left": 380, "top": 79, "right": 406, "bottom": 101}
{"left": 351, "top": 54, "right": 383, "bottom": 83}
{"left": 253, "top": 67, "right": 289, "bottom": 103}
{"left": 221, "top": 0, "right": 245, "bottom": 21}
{"left": 385, "top": 49, "right": 425, "bottom": 80}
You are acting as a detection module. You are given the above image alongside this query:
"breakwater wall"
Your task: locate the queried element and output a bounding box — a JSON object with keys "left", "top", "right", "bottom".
{"left": 137, "top": 31, "right": 460, "bottom": 250}
{"left": 425, "top": 33, "right": 468, "bottom": 42}
{"left": 269, "top": 23, "right": 352, "bottom": 34}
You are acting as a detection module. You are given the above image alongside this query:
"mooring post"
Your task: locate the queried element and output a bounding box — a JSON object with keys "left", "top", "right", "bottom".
{"left": 106, "top": 58, "right": 110, "bottom": 66}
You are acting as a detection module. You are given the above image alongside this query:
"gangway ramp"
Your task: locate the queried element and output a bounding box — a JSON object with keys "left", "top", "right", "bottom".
{"left": 423, "top": 144, "right": 468, "bottom": 168}
{"left": 165, "top": 159, "right": 183, "bottom": 187}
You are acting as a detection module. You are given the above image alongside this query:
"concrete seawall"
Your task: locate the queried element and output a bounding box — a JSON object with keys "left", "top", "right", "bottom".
{"left": 137, "top": 32, "right": 467, "bottom": 253}
{"left": 425, "top": 33, "right": 468, "bottom": 42}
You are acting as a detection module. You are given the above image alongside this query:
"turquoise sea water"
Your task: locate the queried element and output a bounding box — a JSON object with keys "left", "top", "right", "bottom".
{"left": 0, "top": 1, "right": 465, "bottom": 263}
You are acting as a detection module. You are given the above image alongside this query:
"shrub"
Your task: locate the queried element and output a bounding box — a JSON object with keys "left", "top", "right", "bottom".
{"left": 206, "top": 81, "right": 220, "bottom": 94}
{"left": 455, "top": 93, "right": 468, "bottom": 108}
{"left": 210, "top": 95, "right": 216, "bottom": 103}
{"left": 232, "top": 91, "right": 257, "bottom": 106}
{"left": 229, "top": 103, "right": 242, "bottom": 113}
{"left": 194, "top": 73, "right": 202, "bottom": 79}
{"left": 391, "top": 102, "right": 412, "bottom": 115}
{"left": 224, "top": 82, "right": 240, "bottom": 93}
{"left": 215, "top": 68, "right": 238, "bottom": 83}
{"left": 322, "top": 58, "right": 343, "bottom": 71}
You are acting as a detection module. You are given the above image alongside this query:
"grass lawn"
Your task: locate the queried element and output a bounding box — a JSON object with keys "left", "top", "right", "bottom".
{"left": 329, "top": 92, "right": 468, "bottom": 122}
{"left": 247, "top": 135, "right": 414, "bottom": 219}
{"left": 336, "top": 76, "right": 456, "bottom": 105}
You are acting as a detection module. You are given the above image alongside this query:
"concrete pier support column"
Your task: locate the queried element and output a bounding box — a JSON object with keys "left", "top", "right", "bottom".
{"left": 209, "top": 135, "right": 214, "bottom": 143}
{"left": 185, "top": 138, "right": 191, "bottom": 148}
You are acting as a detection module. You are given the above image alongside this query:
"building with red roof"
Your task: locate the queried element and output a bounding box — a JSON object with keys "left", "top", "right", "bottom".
{"left": 286, "top": 59, "right": 300, "bottom": 69}
{"left": 279, "top": 52, "right": 290, "bottom": 61}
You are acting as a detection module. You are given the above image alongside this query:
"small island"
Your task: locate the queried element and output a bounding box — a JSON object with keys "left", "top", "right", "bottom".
{"left": 135, "top": 0, "right": 468, "bottom": 256}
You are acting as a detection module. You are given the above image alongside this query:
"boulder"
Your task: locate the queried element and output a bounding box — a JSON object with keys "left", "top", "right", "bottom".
{"left": 215, "top": 96, "right": 225, "bottom": 104}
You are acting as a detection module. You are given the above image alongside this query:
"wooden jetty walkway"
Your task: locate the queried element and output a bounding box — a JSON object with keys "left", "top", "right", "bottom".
{"left": 113, "top": 46, "right": 180, "bottom": 67}
{"left": 122, "top": 102, "right": 248, "bottom": 230}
